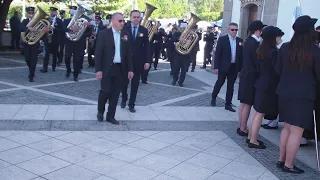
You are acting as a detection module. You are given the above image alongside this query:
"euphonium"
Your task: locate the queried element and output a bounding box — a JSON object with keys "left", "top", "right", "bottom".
{"left": 66, "top": 1, "right": 93, "bottom": 41}
{"left": 21, "top": 6, "right": 51, "bottom": 45}
{"left": 140, "top": 3, "right": 158, "bottom": 42}
{"left": 175, "top": 13, "right": 201, "bottom": 55}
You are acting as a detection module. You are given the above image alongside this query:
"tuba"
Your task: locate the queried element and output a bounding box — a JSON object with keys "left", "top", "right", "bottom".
{"left": 66, "top": 1, "right": 93, "bottom": 41}
{"left": 140, "top": 3, "right": 158, "bottom": 42}
{"left": 21, "top": 6, "right": 51, "bottom": 45}
{"left": 175, "top": 13, "right": 201, "bottom": 55}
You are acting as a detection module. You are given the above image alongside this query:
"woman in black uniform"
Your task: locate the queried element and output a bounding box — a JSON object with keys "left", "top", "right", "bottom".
{"left": 276, "top": 15, "right": 320, "bottom": 174}
{"left": 237, "top": 20, "right": 265, "bottom": 136}
{"left": 247, "top": 26, "right": 284, "bottom": 149}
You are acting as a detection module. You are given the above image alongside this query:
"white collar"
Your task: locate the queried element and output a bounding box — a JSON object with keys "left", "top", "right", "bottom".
{"left": 251, "top": 34, "right": 260, "bottom": 42}
{"left": 228, "top": 33, "right": 236, "bottom": 40}
{"left": 112, "top": 27, "right": 120, "bottom": 33}
{"left": 131, "top": 24, "right": 139, "bottom": 28}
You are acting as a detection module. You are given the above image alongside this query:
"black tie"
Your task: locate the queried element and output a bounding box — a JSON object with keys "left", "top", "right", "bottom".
{"left": 133, "top": 26, "right": 136, "bottom": 40}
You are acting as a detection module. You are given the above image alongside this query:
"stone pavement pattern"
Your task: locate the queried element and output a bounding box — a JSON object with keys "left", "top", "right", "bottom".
{"left": 0, "top": 54, "right": 319, "bottom": 180}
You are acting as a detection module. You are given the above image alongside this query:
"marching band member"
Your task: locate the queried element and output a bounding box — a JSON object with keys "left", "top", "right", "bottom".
{"left": 200, "top": 26, "right": 215, "bottom": 69}
{"left": 40, "top": 7, "right": 63, "bottom": 73}
{"left": 88, "top": 16, "right": 105, "bottom": 68}
{"left": 58, "top": 10, "right": 68, "bottom": 66}
{"left": 189, "top": 25, "right": 202, "bottom": 72}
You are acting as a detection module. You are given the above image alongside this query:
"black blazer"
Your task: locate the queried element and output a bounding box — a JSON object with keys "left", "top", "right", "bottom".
{"left": 276, "top": 43, "right": 320, "bottom": 100}
{"left": 254, "top": 48, "right": 279, "bottom": 92}
{"left": 123, "top": 24, "right": 150, "bottom": 67}
{"left": 95, "top": 28, "right": 133, "bottom": 77}
{"left": 59, "top": 18, "right": 70, "bottom": 43}
{"left": 242, "top": 36, "right": 260, "bottom": 73}
{"left": 44, "top": 17, "right": 63, "bottom": 44}
{"left": 214, "top": 35, "right": 243, "bottom": 73}
{"left": 204, "top": 32, "right": 215, "bottom": 48}
{"left": 20, "top": 18, "right": 40, "bottom": 47}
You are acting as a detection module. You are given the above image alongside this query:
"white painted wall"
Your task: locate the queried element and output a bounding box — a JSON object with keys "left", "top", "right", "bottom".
{"left": 276, "top": 0, "right": 320, "bottom": 42}
{"left": 231, "top": 0, "right": 241, "bottom": 25}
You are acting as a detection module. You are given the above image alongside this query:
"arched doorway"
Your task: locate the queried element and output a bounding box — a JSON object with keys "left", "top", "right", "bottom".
{"left": 239, "top": 3, "right": 260, "bottom": 39}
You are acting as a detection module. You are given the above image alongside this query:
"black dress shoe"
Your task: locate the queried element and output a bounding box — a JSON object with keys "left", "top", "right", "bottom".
{"left": 200, "top": 66, "right": 206, "bottom": 69}
{"left": 154, "top": 68, "right": 157, "bottom": 70}
{"left": 248, "top": 142, "right": 266, "bottom": 149}
{"left": 29, "top": 77, "right": 34, "bottom": 82}
{"left": 283, "top": 165, "right": 304, "bottom": 174}
{"left": 276, "top": 161, "right": 285, "bottom": 169}
{"left": 97, "top": 113, "right": 104, "bottom": 122}
{"left": 225, "top": 105, "right": 236, "bottom": 112}
{"left": 73, "top": 78, "right": 78, "bottom": 82}
{"left": 142, "top": 81, "right": 148, "bottom": 84}
{"left": 262, "top": 124, "right": 279, "bottom": 129}
{"left": 129, "top": 107, "right": 136, "bottom": 113}
{"left": 106, "top": 117, "right": 119, "bottom": 125}
{"left": 52, "top": 68, "right": 56, "bottom": 72}
{"left": 179, "top": 84, "right": 183, "bottom": 87}
{"left": 246, "top": 139, "right": 264, "bottom": 145}
{"left": 211, "top": 100, "right": 216, "bottom": 106}
{"left": 40, "top": 69, "right": 48, "bottom": 73}
{"left": 191, "top": 69, "right": 194, "bottom": 72}
{"left": 172, "top": 81, "right": 177, "bottom": 85}
{"left": 237, "top": 128, "right": 248, "bottom": 136}
{"left": 121, "top": 101, "right": 126, "bottom": 108}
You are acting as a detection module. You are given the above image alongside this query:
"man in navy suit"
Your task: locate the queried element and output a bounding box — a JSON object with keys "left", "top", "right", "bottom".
{"left": 211, "top": 22, "right": 243, "bottom": 112}
{"left": 121, "top": 10, "right": 150, "bottom": 113}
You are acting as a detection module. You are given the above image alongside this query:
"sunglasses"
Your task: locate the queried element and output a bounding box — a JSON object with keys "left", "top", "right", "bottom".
{"left": 230, "top": 29, "right": 238, "bottom": 31}
{"left": 118, "top": 19, "right": 125, "bottom": 23}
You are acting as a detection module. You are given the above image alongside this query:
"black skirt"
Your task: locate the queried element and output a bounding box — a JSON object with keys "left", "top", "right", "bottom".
{"left": 238, "top": 72, "right": 257, "bottom": 105}
{"left": 278, "top": 97, "right": 314, "bottom": 130}
{"left": 253, "top": 89, "right": 278, "bottom": 116}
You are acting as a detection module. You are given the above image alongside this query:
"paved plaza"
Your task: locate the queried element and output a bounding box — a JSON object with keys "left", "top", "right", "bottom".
{"left": 0, "top": 53, "right": 319, "bottom": 180}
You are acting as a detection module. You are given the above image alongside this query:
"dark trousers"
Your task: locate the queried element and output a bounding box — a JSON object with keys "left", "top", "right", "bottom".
{"left": 203, "top": 46, "right": 213, "bottom": 67}
{"left": 43, "top": 42, "right": 58, "bottom": 70}
{"left": 11, "top": 31, "right": 20, "bottom": 49}
{"left": 24, "top": 44, "right": 38, "bottom": 78}
{"left": 172, "top": 53, "right": 190, "bottom": 85}
{"left": 190, "top": 50, "right": 198, "bottom": 70}
{"left": 141, "top": 43, "right": 155, "bottom": 82}
{"left": 65, "top": 42, "right": 81, "bottom": 78}
{"left": 211, "top": 64, "right": 237, "bottom": 105}
{"left": 87, "top": 43, "right": 95, "bottom": 67}
{"left": 98, "top": 64, "right": 123, "bottom": 118}
{"left": 167, "top": 46, "right": 175, "bottom": 74}
{"left": 58, "top": 41, "right": 65, "bottom": 64}
{"left": 122, "top": 67, "right": 142, "bottom": 107}
{"left": 153, "top": 44, "right": 161, "bottom": 69}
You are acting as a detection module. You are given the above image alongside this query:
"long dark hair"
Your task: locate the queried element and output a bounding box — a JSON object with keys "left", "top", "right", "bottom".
{"left": 257, "top": 37, "right": 277, "bottom": 60}
{"left": 244, "top": 31, "right": 254, "bottom": 44}
{"left": 288, "top": 29, "right": 317, "bottom": 71}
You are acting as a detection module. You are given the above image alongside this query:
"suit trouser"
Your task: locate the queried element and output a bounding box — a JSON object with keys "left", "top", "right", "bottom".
{"left": 98, "top": 64, "right": 123, "bottom": 118}
{"left": 58, "top": 41, "right": 65, "bottom": 63}
{"left": 122, "top": 67, "right": 142, "bottom": 107}
{"left": 11, "top": 31, "right": 20, "bottom": 49}
{"left": 153, "top": 44, "right": 161, "bottom": 68}
{"left": 190, "top": 50, "right": 198, "bottom": 70}
{"left": 172, "top": 54, "right": 189, "bottom": 84}
{"left": 43, "top": 42, "right": 58, "bottom": 70}
{"left": 65, "top": 42, "right": 81, "bottom": 78}
{"left": 24, "top": 44, "right": 38, "bottom": 78}
{"left": 203, "top": 46, "right": 213, "bottom": 67}
{"left": 211, "top": 64, "right": 237, "bottom": 105}
{"left": 141, "top": 43, "right": 155, "bottom": 82}
{"left": 87, "top": 43, "right": 95, "bottom": 66}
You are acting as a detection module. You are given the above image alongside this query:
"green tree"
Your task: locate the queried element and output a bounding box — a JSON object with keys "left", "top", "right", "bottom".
{"left": 192, "top": 0, "right": 223, "bottom": 21}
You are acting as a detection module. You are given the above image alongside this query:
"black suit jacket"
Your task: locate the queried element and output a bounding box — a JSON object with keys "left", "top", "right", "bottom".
{"left": 276, "top": 43, "right": 320, "bottom": 100}
{"left": 214, "top": 35, "right": 243, "bottom": 73}
{"left": 254, "top": 48, "right": 279, "bottom": 92}
{"left": 123, "top": 24, "right": 150, "bottom": 70}
{"left": 242, "top": 36, "right": 260, "bottom": 73}
{"left": 95, "top": 28, "right": 133, "bottom": 78}
{"left": 44, "top": 17, "right": 63, "bottom": 45}
{"left": 59, "top": 18, "right": 70, "bottom": 43}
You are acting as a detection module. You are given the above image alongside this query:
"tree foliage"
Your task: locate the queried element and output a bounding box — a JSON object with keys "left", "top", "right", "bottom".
{"left": 192, "top": 0, "right": 223, "bottom": 21}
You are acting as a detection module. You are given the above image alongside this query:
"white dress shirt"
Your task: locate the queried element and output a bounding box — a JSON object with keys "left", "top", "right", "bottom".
{"left": 112, "top": 27, "right": 121, "bottom": 63}
{"left": 228, "top": 34, "right": 237, "bottom": 63}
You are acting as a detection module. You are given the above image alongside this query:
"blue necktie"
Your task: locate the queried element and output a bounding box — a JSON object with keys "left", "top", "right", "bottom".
{"left": 133, "top": 26, "right": 136, "bottom": 40}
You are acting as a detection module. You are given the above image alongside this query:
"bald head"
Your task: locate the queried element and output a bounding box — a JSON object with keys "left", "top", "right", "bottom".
{"left": 111, "top": 12, "right": 125, "bottom": 31}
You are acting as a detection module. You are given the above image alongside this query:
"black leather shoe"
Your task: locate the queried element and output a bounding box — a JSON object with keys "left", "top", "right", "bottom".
{"left": 29, "top": 77, "right": 34, "bottom": 82}
{"left": 179, "top": 84, "right": 183, "bottom": 87}
{"left": 237, "top": 128, "right": 248, "bottom": 136}
{"left": 276, "top": 161, "right": 285, "bottom": 169}
{"left": 225, "top": 105, "right": 236, "bottom": 112}
{"left": 200, "top": 66, "right": 206, "bottom": 69}
{"left": 142, "top": 81, "right": 148, "bottom": 84}
{"left": 121, "top": 101, "right": 126, "bottom": 108}
{"left": 283, "top": 165, "right": 304, "bottom": 174}
{"left": 73, "top": 78, "right": 78, "bottom": 82}
{"left": 97, "top": 113, "right": 103, "bottom": 122}
{"left": 211, "top": 100, "right": 216, "bottom": 106}
{"left": 191, "top": 69, "right": 194, "bottom": 72}
{"left": 262, "top": 124, "right": 279, "bottom": 129}
{"left": 40, "top": 69, "right": 48, "bottom": 73}
{"left": 129, "top": 107, "right": 136, "bottom": 113}
{"left": 106, "top": 117, "right": 119, "bottom": 125}
{"left": 172, "top": 81, "right": 177, "bottom": 85}
{"left": 248, "top": 142, "right": 266, "bottom": 149}
{"left": 246, "top": 139, "right": 264, "bottom": 145}
{"left": 52, "top": 68, "right": 56, "bottom": 72}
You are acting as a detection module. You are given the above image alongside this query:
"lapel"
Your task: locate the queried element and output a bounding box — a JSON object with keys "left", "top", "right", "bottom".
{"left": 226, "top": 35, "right": 232, "bottom": 55}
{"left": 109, "top": 28, "right": 115, "bottom": 53}
{"left": 235, "top": 37, "right": 240, "bottom": 60}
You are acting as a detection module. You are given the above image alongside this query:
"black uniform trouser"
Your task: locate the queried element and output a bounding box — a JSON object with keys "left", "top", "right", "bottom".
{"left": 167, "top": 46, "right": 175, "bottom": 74}
{"left": 24, "top": 44, "right": 38, "bottom": 78}
{"left": 190, "top": 50, "right": 198, "bottom": 70}
{"left": 172, "top": 53, "right": 190, "bottom": 85}
{"left": 141, "top": 43, "right": 155, "bottom": 82}
{"left": 211, "top": 64, "right": 237, "bottom": 106}
{"left": 161, "top": 43, "right": 167, "bottom": 59}
{"left": 80, "top": 43, "right": 86, "bottom": 70}
{"left": 65, "top": 42, "right": 81, "bottom": 78}
{"left": 11, "top": 31, "right": 20, "bottom": 49}
{"left": 58, "top": 41, "right": 65, "bottom": 64}
{"left": 43, "top": 42, "right": 59, "bottom": 70}
{"left": 87, "top": 43, "right": 95, "bottom": 67}
{"left": 122, "top": 67, "right": 143, "bottom": 107}
{"left": 203, "top": 46, "right": 213, "bottom": 67}
{"left": 98, "top": 64, "right": 123, "bottom": 118}
{"left": 153, "top": 44, "right": 161, "bottom": 69}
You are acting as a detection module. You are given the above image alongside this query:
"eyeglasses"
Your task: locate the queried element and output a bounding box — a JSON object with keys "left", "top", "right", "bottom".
{"left": 118, "top": 19, "right": 125, "bottom": 23}
{"left": 230, "top": 29, "right": 238, "bottom": 31}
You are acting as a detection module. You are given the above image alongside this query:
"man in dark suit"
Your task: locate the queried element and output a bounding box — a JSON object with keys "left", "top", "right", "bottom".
{"left": 211, "top": 22, "right": 243, "bottom": 112}
{"left": 189, "top": 26, "right": 202, "bottom": 72}
{"left": 95, "top": 12, "right": 133, "bottom": 125}
{"left": 201, "top": 26, "right": 216, "bottom": 69}
{"left": 10, "top": 11, "right": 21, "bottom": 49}
{"left": 121, "top": 10, "right": 150, "bottom": 113}
{"left": 88, "top": 16, "right": 105, "bottom": 68}
{"left": 40, "top": 7, "right": 63, "bottom": 73}
{"left": 57, "top": 10, "right": 68, "bottom": 66}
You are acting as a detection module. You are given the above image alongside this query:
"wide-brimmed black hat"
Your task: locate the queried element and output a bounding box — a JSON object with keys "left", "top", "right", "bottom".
{"left": 293, "top": 15, "right": 317, "bottom": 33}
{"left": 261, "top": 26, "right": 279, "bottom": 39}
{"left": 248, "top": 20, "right": 266, "bottom": 31}
{"left": 26, "top": 7, "right": 35, "bottom": 12}
{"left": 50, "top": 7, "right": 58, "bottom": 11}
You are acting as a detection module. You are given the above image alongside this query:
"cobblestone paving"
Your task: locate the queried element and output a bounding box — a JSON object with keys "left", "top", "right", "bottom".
{"left": 0, "top": 83, "right": 14, "bottom": 90}
{"left": 165, "top": 93, "right": 227, "bottom": 107}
